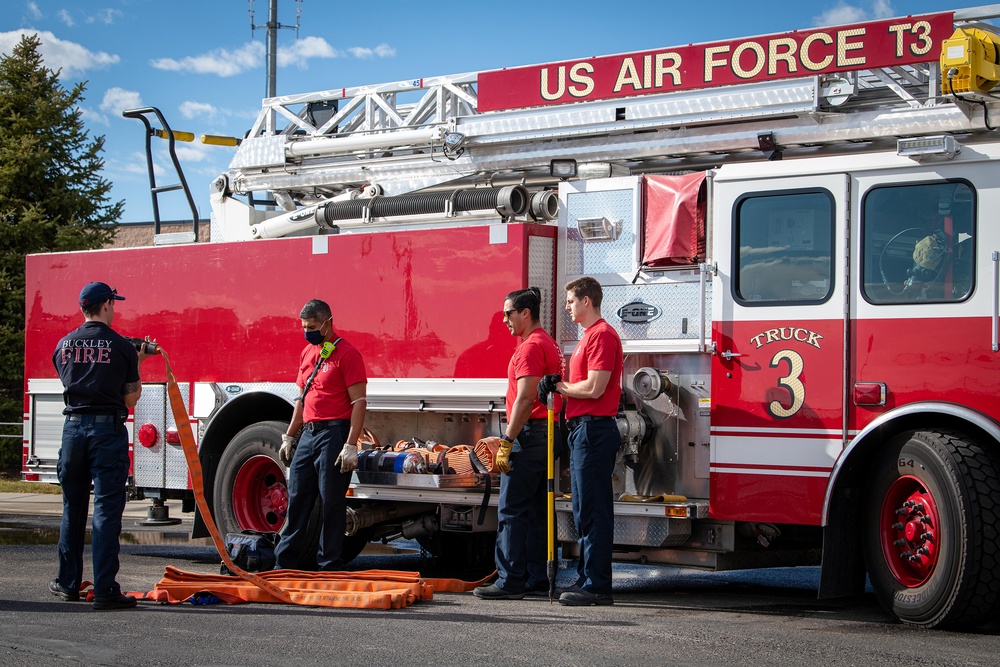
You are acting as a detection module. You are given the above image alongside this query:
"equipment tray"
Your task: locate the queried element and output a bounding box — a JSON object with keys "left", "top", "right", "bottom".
{"left": 354, "top": 471, "right": 496, "bottom": 488}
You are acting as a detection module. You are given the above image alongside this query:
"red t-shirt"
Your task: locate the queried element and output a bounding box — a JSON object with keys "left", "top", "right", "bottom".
{"left": 565, "top": 319, "right": 622, "bottom": 420}
{"left": 296, "top": 338, "right": 367, "bottom": 422}
{"left": 506, "top": 327, "right": 564, "bottom": 422}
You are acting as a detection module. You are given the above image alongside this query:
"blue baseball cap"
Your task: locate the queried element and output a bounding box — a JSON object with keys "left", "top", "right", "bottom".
{"left": 79, "top": 282, "right": 125, "bottom": 308}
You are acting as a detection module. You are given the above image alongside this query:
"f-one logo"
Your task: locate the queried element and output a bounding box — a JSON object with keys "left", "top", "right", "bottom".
{"left": 617, "top": 300, "right": 662, "bottom": 324}
{"left": 289, "top": 206, "right": 318, "bottom": 223}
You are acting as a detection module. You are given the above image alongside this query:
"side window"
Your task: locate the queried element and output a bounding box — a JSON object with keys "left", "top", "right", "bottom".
{"left": 862, "top": 181, "right": 975, "bottom": 304}
{"left": 734, "top": 190, "right": 834, "bottom": 305}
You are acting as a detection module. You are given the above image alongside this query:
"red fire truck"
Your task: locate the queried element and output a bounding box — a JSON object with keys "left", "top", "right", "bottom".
{"left": 23, "top": 7, "right": 1000, "bottom": 628}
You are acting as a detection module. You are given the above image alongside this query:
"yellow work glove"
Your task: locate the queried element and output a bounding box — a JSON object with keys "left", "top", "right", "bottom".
{"left": 496, "top": 437, "right": 513, "bottom": 474}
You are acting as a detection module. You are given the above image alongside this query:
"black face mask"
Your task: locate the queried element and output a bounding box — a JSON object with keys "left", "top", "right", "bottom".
{"left": 304, "top": 318, "right": 331, "bottom": 345}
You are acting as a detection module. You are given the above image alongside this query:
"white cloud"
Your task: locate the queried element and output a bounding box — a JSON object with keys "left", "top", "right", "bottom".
{"left": 348, "top": 43, "right": 396, "bottom": 60}
{"left": 813, "top": 1, "right": 896, "bottom": 27}
{"left": 871, "top": 0, "right": 894, "bottom": 19}
{"left": 117, "top": 151, "right": 162, "bottom": 177}
{"left": 57, "top": 9, "right": 75, "bottom": 27}
{"left": 151, "top": 41, "right": 264, "bottom": 77}
{"left": 86, "top": 8, "right": 123, "bottom": 25}
{"left": 100, "top": 87, "right": 143, "bottom": 114}
{"left": 27, "top": 2, "right": 43, "bottom": 20}
{"left": 174, "top": 142, "right": 213, "bottom": 162}
{"left": 77, "top": 106, "right": 108, "bottom": 126}
{"left": 0, "top": 29, "right": 119, "bottom": 77}
{"left": 277, "top": 36, "right": 339, "bottom": 67}
{"left": 152, "top": 36, "right": 350, "bottom": 77}
{"left": 179, "top": 100, "right": 228, "bottom": 122}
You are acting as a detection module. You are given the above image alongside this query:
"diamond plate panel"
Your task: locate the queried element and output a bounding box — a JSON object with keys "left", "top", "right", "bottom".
{"left": 564, "top": 189, "right": 636, "bottom": 276}
{"left": 528, "top": 235, "right": 555, "bottom": 335}
{"left": 560, "top": 282, "right": 712, "bottom": 343}
{"left": 164, "top": 383, "right": 191, "bottom": 489}
{"left": 133, "top": 384, "right": 194, "bottom": 490}
{"left": 133, "top": 385, "right": 167, "bottom": 488}
{"left": 230, "top": 135, "right": 288, "bottom": 170}
{"left": 557, "top": 512, "right": 691, "bottom": 548}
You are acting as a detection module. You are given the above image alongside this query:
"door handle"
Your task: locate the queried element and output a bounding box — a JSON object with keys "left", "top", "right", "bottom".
{"left": 721, "top": 350, "right": 744, "bottom": 360}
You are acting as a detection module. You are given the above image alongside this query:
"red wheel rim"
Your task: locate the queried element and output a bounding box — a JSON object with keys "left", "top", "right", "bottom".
{"left": 231, "top": 454, "right": 288, "bottom": 532}
{"left": 879, "top": 474, "right": 940, "bottom": 587}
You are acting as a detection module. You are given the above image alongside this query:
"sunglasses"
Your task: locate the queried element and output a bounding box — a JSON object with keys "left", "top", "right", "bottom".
{"left": 503, "top": 309, "right": 519, "bottom": 320}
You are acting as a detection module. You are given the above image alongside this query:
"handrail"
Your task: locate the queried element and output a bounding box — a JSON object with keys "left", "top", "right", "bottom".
{"left": 121, "top": 107, "right": 200, "bottom": 242}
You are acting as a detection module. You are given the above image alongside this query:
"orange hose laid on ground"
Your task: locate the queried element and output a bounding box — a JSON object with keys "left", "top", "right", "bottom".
{"left": 141, "top": 347, "right": 491, "bottom": 608}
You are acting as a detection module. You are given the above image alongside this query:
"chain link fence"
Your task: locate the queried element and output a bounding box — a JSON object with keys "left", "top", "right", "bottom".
{"left": 0, "top": 421, "right": 22, "bottom": 471}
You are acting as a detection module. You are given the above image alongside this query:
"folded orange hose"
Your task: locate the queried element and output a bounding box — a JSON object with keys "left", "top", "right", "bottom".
{"left": 474, "top": 437, "right": 501, "bottom": 473}
{"left": 144, "top": 348, "right": 491, "bottom": 609}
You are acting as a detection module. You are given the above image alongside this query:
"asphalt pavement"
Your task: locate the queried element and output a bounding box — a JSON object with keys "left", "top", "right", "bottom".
{"left": 2, "top": 492, "right": 1000, "bottom": 667}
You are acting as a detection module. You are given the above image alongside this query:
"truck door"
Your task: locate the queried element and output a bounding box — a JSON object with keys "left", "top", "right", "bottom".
{"left": 710, "top": 173, "right": 848, "bottom": 525}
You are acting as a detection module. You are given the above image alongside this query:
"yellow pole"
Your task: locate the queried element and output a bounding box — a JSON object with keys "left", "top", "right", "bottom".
{"left": 546, "top": 391, "right": 556, "bottom": 601}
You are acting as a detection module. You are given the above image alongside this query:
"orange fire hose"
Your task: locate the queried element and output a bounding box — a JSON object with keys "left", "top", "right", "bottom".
{"left": 129, "top": 347, "right": 491, "bottom": 608}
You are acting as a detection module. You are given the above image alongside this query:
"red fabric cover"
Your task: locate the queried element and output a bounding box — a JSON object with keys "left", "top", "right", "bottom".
{"left": 641, "top": 173, "right": 706, "bottom": 267}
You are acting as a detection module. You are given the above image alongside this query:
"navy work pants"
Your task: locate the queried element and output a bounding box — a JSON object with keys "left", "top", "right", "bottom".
{"left": 56, "top": 415, "right": 129, "bottom": 599}
{"left": 494, "top": 420, "right": 559, "bottom": 592}
{"left": 568, "top": 418, "right": 619, "bottom": 595}
{"left": 275, "top": 422, "right": 350, "bottom": 570}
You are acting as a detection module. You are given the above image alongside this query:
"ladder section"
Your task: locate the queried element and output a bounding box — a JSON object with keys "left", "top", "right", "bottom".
{"left": 226, "top": 10, "right": 1000, "bottom": 198}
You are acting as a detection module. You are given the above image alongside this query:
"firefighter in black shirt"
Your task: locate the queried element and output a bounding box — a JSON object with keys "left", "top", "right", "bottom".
{"left": 49, "top": 282, "right": 152, "bottom": 610}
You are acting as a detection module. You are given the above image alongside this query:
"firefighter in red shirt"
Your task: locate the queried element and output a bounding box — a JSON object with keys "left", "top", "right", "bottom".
{"left": 473, "top": 287, "right": 563, "bottom": 600}
{"left": 275, "top": 299, "right": 367, "bottom": 570}
{"left": 539, "top": 276, "right": 622, "bottom": 606}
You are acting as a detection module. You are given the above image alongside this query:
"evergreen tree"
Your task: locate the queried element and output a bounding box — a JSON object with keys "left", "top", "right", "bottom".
{"left": 0, "top": 34, "right": 122, "bottom": 468}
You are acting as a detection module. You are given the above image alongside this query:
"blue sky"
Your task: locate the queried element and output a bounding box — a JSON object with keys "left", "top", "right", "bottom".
{"left": 2, "top": 0, "right": 961, "bottom": 223}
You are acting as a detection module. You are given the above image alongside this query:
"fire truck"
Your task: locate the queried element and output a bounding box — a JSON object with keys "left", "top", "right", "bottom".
{"left": 22, "top": 6, "right": 1000, "bottom": 628}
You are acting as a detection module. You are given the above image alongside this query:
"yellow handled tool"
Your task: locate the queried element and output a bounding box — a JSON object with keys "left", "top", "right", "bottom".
{"left": 546, "top": 391, "right": 556, "bottom": 602}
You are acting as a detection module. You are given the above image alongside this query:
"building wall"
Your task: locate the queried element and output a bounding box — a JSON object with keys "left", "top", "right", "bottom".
{"left": 110, "top": 220, "right": 211, "bottom": 248}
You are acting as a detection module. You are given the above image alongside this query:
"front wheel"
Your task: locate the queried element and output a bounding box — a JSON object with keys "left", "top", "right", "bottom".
{"left": 862, "top": 429, "right": 1000, "bottom": 628}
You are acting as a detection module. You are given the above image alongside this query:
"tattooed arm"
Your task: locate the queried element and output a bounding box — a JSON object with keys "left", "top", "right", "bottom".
{"left": 123, "top": 380, "right": 142, "bottom": 409}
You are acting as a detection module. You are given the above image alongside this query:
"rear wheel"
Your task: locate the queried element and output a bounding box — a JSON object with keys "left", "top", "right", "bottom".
{"left": 862, "top": 429, "right": 1000, "bottom": 628}
{"left": 214, "top": 421, "right": 321, "bottom": 567}
{"left": 214, "top": 421, "right": 292, "bottom": 534}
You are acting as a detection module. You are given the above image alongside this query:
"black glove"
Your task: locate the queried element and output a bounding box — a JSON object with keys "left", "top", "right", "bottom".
{"left": 537, "top": 374, "right": 561, "bottom": 405}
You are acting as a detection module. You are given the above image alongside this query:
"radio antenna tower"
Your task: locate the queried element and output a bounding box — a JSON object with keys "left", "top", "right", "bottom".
{"left": 249, "top": 0, "right": 302, "bottom": 98}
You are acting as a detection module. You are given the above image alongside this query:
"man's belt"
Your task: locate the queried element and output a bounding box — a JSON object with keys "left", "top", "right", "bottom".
{"left": 305, "top": 419, "right": 349, "bottom": 432}
{"left": 522, "top": 418, "right": 558, "bottom": 429}
{"left": 66, "top": 413, "right": 117, "bottom": 423}
{"left": 567, "top": 415, "right": 615, "bottom": 430}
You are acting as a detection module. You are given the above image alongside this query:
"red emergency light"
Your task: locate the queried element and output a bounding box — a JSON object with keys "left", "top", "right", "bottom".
{"left": 137, "top": 423, "right": 158, "bottom": 448}
{"left": 853, "top": 382, "right": 887, "bottom": 406}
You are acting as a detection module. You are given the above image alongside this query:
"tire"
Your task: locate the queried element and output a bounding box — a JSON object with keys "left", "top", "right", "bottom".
{"left": 418, "top": 531, "right": 496, "bottom": 569}
{"left": 862, "top": 429, "right": 1000, "bottom": 628}
{"left": 340, "top": 526, "right": 374, "bottom": 564}
{"left": 213, "top": 421, "right": 320, "bottom": 567}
